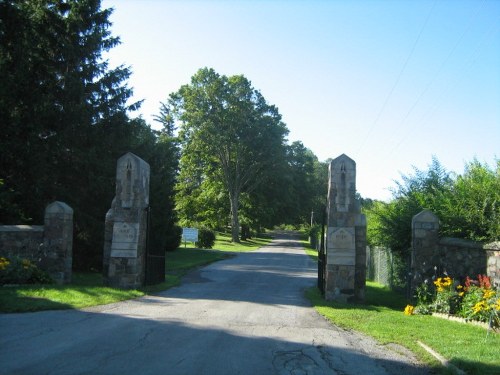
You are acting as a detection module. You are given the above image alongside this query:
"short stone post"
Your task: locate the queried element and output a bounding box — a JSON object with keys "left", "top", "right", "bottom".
{"left": 485, "top": 242, "right": 500, "bottom": 288}
{"left": 410, "top": 210, "right": 440, "bottom": 294}
{"left": 324, "top": 154, "right": 366, "bottom": 301}
{"left": 105, "top": 152, "right": 150, "bottom": 289}
{"left": 42, "top": 201, "right": 73, "bottom": 284}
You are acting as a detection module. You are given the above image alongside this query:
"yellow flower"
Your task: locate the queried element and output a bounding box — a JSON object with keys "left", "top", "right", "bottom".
{"left": 472, "top": 301, "right": 487, "bottom": 314}
{"left": 404, "top": 305, "right": 415, "bottom": 316}
{"left": 483, "top": 289, "right": 495, "bottom": 299}
{"left": 495, "top": 299, "right": 500, "bottom": 311}
{"left": 442, "top": 277, "right": 452, "bottom": 287}
{"left": 0, "top": 257, "right": 10, "bottom": 271}
{"left": 434, "top": 277, "right": 453, "bottom": 292}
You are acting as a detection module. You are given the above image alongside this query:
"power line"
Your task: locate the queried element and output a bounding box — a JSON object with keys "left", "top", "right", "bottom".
{"left": 401, "top": 19, "right": 498, "bottom": 148}
{"left": 388, "top": 0, "right": 488, "bottom": 156}
{"left": 356, "top": 0, "right": 437, "bottom": 154}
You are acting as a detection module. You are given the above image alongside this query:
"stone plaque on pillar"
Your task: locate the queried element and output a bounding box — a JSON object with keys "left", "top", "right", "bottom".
{"left": 327, "top": 227, "right": 356, "bottom": 266}
{"left": 110, "top": 222, "right": 140, "bottom": 258}
{"left": 104, "top": 152, "right": 150, "bottom": 289}
{"left": 324, "top": 154, "right": 366, "bottom": 301}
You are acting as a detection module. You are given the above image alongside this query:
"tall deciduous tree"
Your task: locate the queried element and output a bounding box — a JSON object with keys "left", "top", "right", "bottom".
{"left": 159, "top": 68, "right": 288, "bottom": 242}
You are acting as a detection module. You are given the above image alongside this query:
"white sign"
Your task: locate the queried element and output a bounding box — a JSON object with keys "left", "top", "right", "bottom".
{"left": 182, "top": 227, "right": 199, "bottom": 242}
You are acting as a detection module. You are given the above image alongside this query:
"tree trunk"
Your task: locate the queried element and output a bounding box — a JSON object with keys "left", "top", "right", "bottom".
{"left": 229, "top": 192, "right": 240, "bottom": 243}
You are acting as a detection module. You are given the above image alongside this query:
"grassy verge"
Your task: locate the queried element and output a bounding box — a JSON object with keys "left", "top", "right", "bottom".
{"left": 304, "top": 245, "right": 318, "bottom": 262}
{"left": 306, "top": 283, "right": 500, "bottom": 375}
{"left": 0, "top": 248, "right": 231, "bottom": 313}
{"left": 182, "top": 232, "right": 273, "bottom": 252}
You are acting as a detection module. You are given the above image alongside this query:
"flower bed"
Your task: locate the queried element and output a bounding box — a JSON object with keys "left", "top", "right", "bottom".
{"left": 0, "top": 256, "right": 53, "bottom": 285}
{"left": 404, "top": 274, "right": 500, "bottom": 330}
{"left": 431, "top": 312, "right": 495, "bottom": 331}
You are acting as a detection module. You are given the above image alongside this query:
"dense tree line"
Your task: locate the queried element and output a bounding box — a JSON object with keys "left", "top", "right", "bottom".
{"left": 364, "top": 157, "right": 500, "bottom": 257}
{"left": 0, "top": 0, "right": 178, "bottom": 269}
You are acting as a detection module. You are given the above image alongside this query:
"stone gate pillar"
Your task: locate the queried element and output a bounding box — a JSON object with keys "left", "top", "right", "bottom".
{"left": 104, "top": 152, "right": 150, "bottom": 289}
{"left": 410, "top": 210, "right": 439, "bottom": 295}
{"left": 43, "top": 201, "right": 73, "bottom": 284}
{"left": 324, "top": 154, "right": 366, "bottom": 301}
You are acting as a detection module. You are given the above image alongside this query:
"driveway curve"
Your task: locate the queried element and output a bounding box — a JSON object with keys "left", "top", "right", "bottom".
{"left": 0, "top": 232, "right": 431, "bottom": 375}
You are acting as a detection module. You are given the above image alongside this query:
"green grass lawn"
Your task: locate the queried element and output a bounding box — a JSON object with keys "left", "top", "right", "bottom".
{"left": 0, "top": 247, "right": 232, "bottom": 313}
{"left": 303, "top": 246, "right": 318, "bottom": 261}
{"left": 181, "top": 231, "right": 273, "bottom": 252}
{"left": 306, "top": 283, "right": 500, "bottom": 375}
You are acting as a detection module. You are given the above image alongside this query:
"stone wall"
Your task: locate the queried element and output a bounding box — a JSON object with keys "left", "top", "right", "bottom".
{"left": 436, "top": 237, "right": 486, "bottom": 279}
{"left": 410, "top": 209, "right": 500, "bottom": 291}
{"left": 0, "top": 201, "right": 73, "bottom": 284}
{"left": 434, "top": 238, "right": 499, "bottom": 287}
{"left": 0, "top": 225, "right": 44, "bottom": 260}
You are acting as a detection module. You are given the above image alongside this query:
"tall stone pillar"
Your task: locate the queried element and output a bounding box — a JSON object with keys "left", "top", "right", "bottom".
{"left": 42, "top": 201, "right": 73, "bottom": 284}
{"left": 325, "top": 154, "right": 366, "bottom": 301}
{"left": 104, "top": 152, "right": 150, "bottom": 289}
{"left": 410, "top": 210, "right": 440, "bottom": 295}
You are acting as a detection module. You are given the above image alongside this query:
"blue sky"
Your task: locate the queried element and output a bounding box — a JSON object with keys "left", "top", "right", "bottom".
{"left": 102, "top": 0, "right": 499, "bottom": 201}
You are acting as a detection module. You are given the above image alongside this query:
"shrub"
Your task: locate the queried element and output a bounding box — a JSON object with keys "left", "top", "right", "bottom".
{"left": 165, "top": 225, "right": 183, "bottom": 251}
{"left": 0, "top": 256, "right": 53, "bottom": 285}
{"left": 458, "top": 275, "right": 499, "bottom": 326}
{"left": 308, "top": 224, "right": 321, "bottom": 248}
{"left": 196, "top": 228, "right": 216, "bottom": 249}
{"left": 367, "top": 158, "right": 500, "bottom": 256}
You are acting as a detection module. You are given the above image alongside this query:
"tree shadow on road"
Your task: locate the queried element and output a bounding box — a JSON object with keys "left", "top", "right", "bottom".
{"left": 0, "top": 308, "right": 436, "bottom": 375}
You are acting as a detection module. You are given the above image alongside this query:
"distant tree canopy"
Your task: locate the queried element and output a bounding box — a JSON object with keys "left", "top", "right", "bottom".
{"left": 364, "top": 157, "right": 500, "bottom": 257}
{"left": 157, "top": 68, "right": 329, "bottom": 241}
{"left": 157, "top": 68, "right": 289, "bottom": 242}
{"left": 0, "top": 0, "right": 178, "bottom": 269}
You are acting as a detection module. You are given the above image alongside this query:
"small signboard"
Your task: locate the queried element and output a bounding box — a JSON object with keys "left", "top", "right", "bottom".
{"left": 182, "top": 227, "right": 199, "bottom": 243}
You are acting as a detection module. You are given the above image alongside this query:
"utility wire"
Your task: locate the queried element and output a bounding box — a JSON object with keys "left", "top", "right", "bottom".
{"left": 413, "top": 21, "right": 498, "bottom": 138}
{"left": 388, "top": 0, "right": 488, "bottom": 156}
{"left": 356, "top": 0, "right": 437, "bottom": 154}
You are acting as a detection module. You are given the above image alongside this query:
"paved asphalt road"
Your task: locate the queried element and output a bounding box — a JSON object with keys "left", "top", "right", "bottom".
{"left": 0, "top": 232, "right": 431, "bottom": 375}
